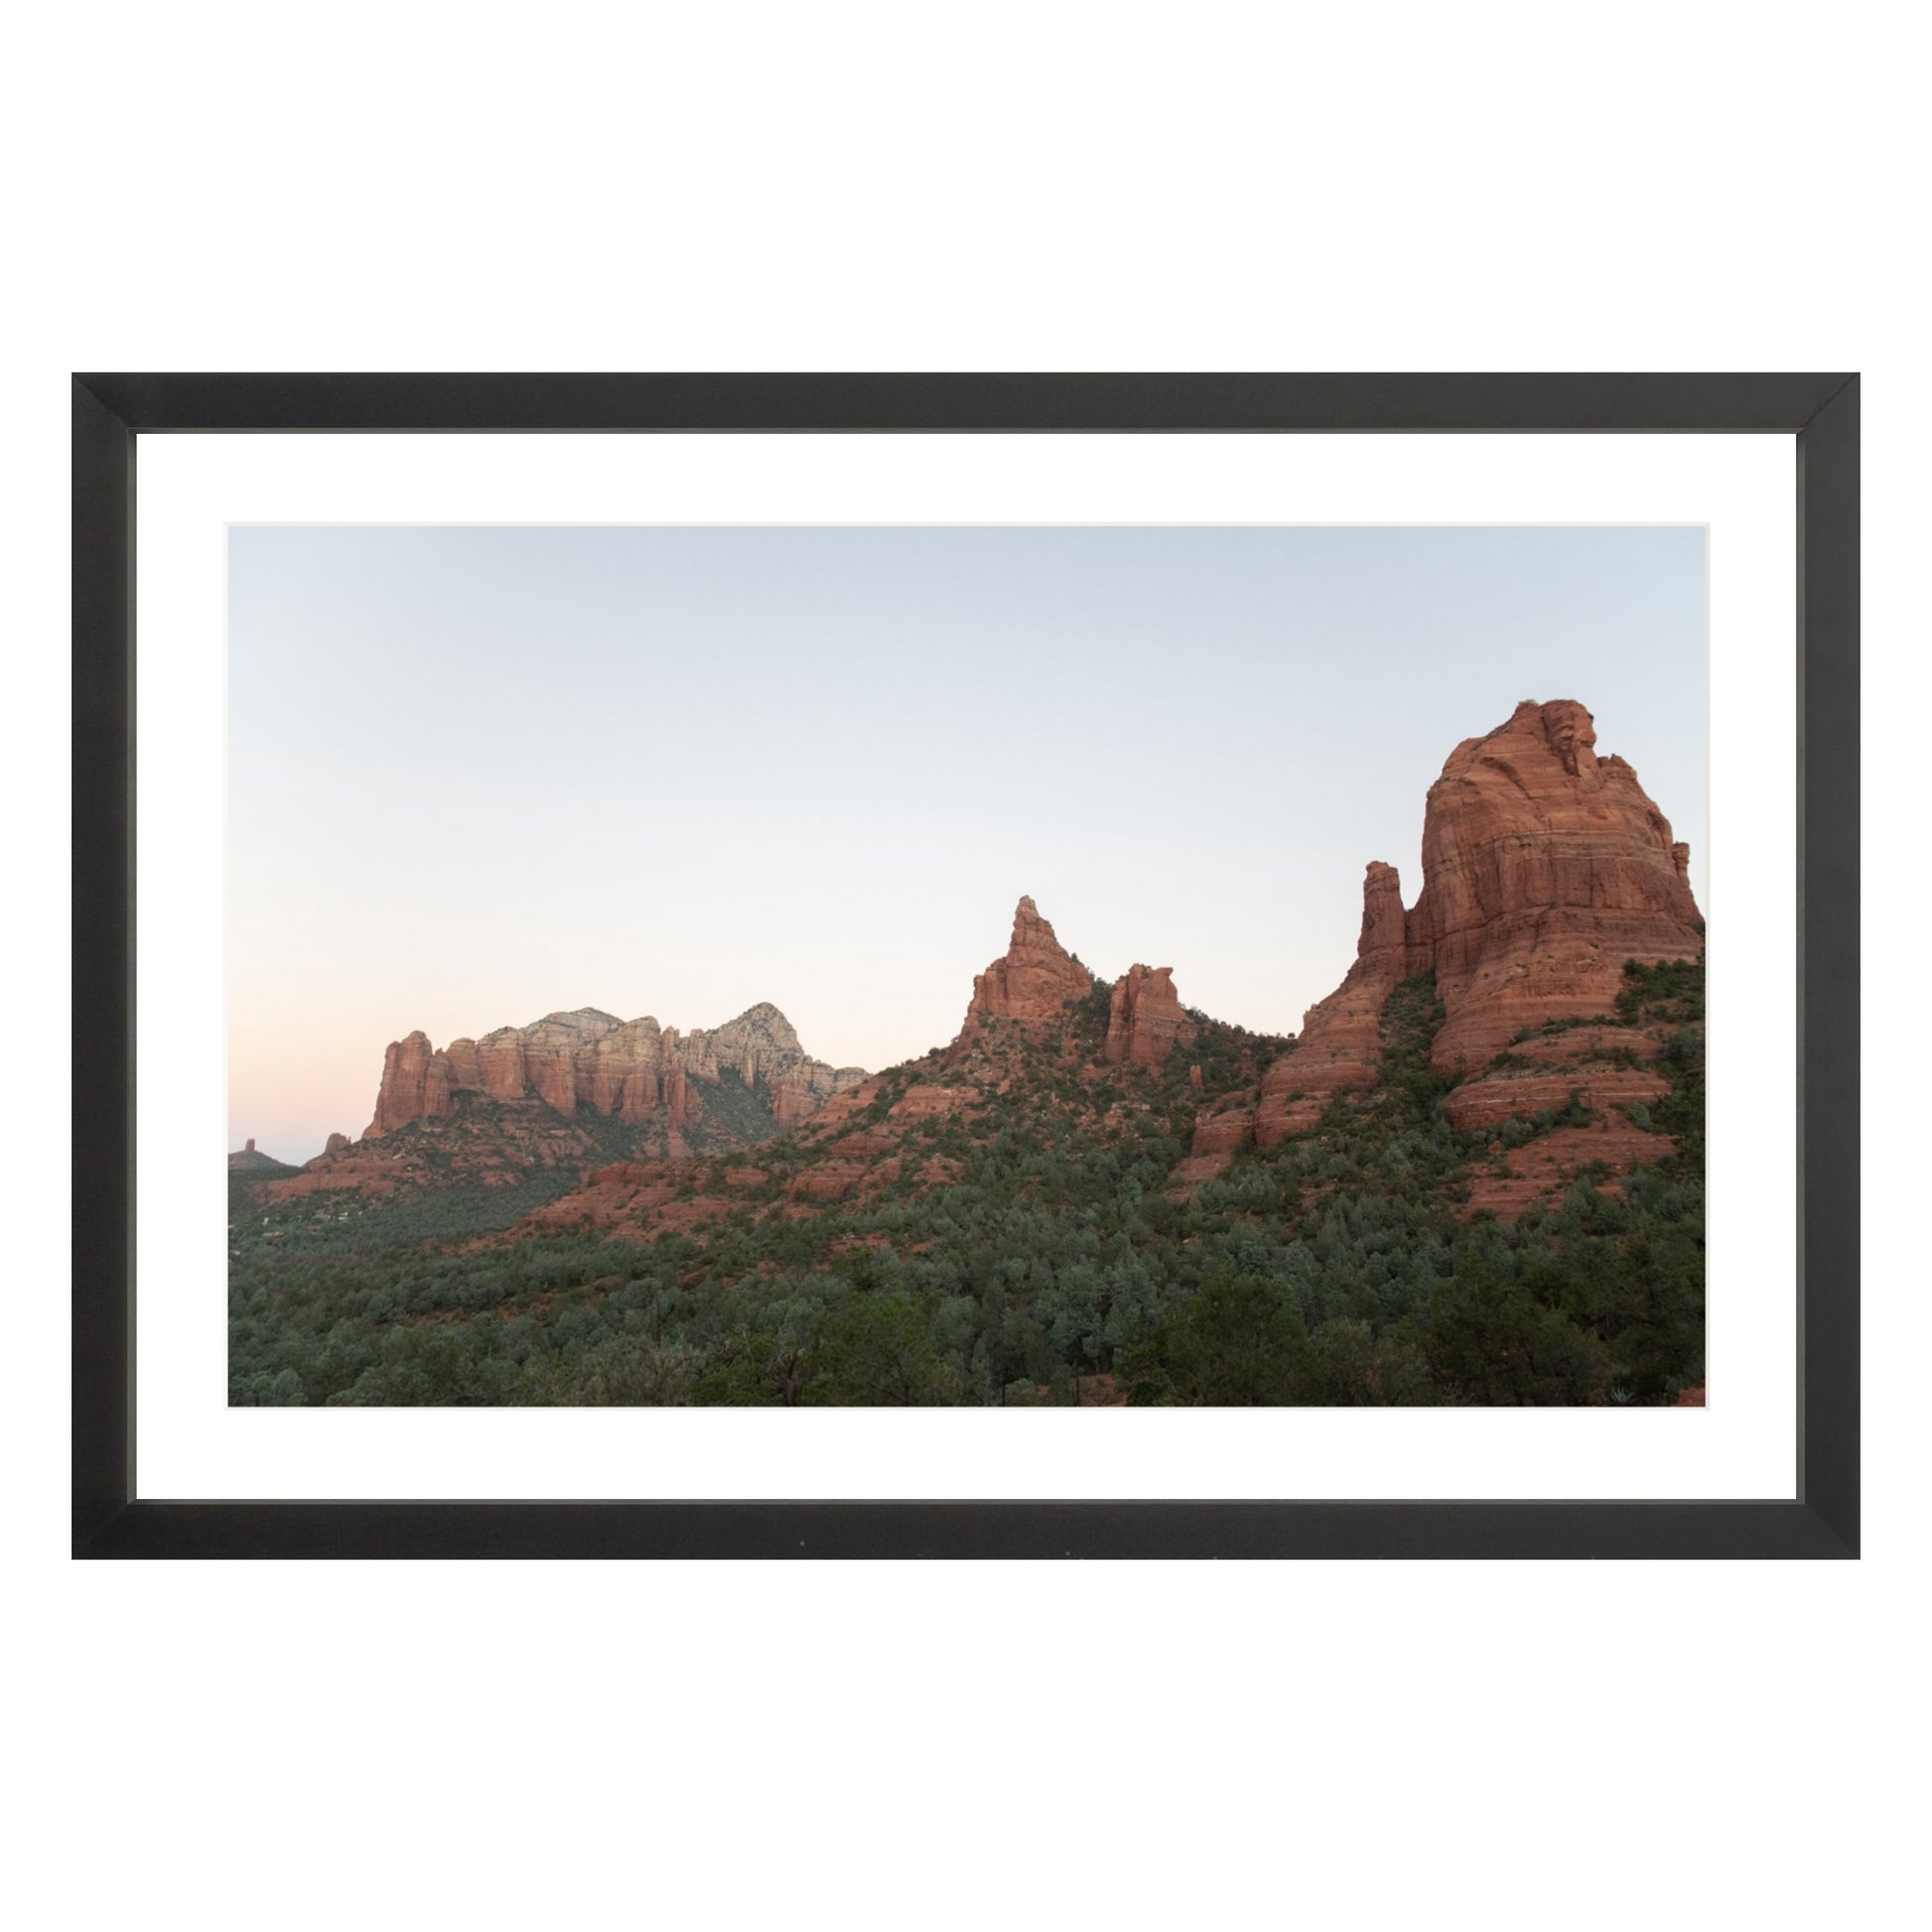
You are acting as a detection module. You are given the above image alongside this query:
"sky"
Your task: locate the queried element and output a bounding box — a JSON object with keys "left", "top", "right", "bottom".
{"left": 228, "top": 524, "right": 1708, "bottom": 1162}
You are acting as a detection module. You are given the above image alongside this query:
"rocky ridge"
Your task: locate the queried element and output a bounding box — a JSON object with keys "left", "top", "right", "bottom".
{"left": 249, "top": 1001, "right": 866, "bottom": 1208}
{"left": 367, "top": 1001, "right": 863, "bottom": 1141}
{"left": 517, "top": 898, "right": 1267, "bottom": 1237}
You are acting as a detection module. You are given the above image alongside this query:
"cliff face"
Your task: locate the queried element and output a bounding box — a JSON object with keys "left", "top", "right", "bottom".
{"left": 1104, "top": 964, "right": 1199, "bottom": 1067}
{"left": 364, "top": 1001, "right": 865, "bottom": 1142}
{"left": 1408, "top": 699, "right": 1703, "bottom": 1069}
{"left": 1242, "top": 700, "right": 1704, "bottom": 1148}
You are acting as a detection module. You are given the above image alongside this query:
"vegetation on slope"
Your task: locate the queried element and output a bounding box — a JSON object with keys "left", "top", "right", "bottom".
{"left": 229, "top": 963, "right": 1704, "bottom": 1408}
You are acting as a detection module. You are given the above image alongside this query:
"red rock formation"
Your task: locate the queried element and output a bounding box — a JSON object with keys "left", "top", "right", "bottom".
{"left": 476, "top": 1027, "right": 528, "bottom": 1100}
{"left": 443, "top": 1038, "right": 483, "bottom": 1091}
{"left": 229, "top": 1137, "right": 290, "bottom": 1172}
{"left": 1408, "top": 699, "right": 1703, "bottom": 1070}
{"left": 299, "top": 1130, "right": 358, "bottom": 1174}
{"left": 584, "top": 1017, "right": 663, "bottom": 1118}
{"left": 362, "top": 1001, "right": 861, "bottom": 1141}
{"left": 661, "top": 1060, "right": 695, "bottom": 1129}
{"left": 505, "top": 899, "right": 1283, "bottom": 1245}
{"left": 1254, "top": 860, "right": 1416, "bottom": 1142}
{"left": 1443, "top": 1065, "right": 1669, "bottom": 1132}
{"left": 1171, "top": 1095, "right": 1253, "bottom": 1185}
{"left": 1103, "top": 963, "right": 1199, "bottom": 1067}
{"left": 957, "top": 897, "right": 1096, "bottom": 1037}
{"left": 520, "top": 1009, "right": 614, "bottom": 1117}
{"left": 370, "top": 1032, "right": 454, "bottom": 1135}
{"left": 768, "top": 1068, "right": 827, "bottom": 1128}
{"left": 1459, "top": 1119, "right": 1678, "bottom": 1220}
{"left": 892, "top": 1083, "right": 971, "bottom": 1121}
{"left": 1222, "top": 700, "right": 1704, "bottom": 1153}
{"left": 679, "top": 1003, "right": 863, "bottom": 1116}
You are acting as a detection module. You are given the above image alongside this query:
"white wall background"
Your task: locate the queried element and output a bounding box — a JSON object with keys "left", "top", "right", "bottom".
{"left": 9, "top": 5, "right": 1919, "bottom": 1930}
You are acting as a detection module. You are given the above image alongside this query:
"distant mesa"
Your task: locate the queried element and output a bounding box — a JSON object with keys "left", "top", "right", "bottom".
{"left": 247, "top": 998, "right": 867, "bottom": 1209}
{"left": 227, "top": 1137, "right": 290, "bottom": 1172}
{"left": 363, "top": 1001, "right": 866, "bottom": 1143}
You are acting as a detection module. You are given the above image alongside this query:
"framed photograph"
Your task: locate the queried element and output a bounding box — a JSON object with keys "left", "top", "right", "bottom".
{"left": 71, "top": 373, "right": 1858, "bottom": 1558}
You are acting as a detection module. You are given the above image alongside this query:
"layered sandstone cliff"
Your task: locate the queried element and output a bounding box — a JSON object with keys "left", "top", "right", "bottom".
{"left": 364, "top": 1001, "right": 865, "bottom": 1141}
{"left": 1244, "top": 700, "right": 1703, "bottom": 1146}
{"left": 1408, "top": 698, "right": 1703, "bottom": 1068}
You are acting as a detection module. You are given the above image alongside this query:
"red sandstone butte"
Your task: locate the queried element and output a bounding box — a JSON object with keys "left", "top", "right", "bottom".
{"left": 1104, "top": 963, "right": 1200, "bottom": 1067}
{"left": 360, "top": 1000, "right": 864, "bottom": 1143}
{"left": 956, "top": 897, "right": 1097, "bottom": 1037}
{"left": 1237, "top": 700, "right": 1704, "bottom": 1149}
{"left": 1410, "top": 699, "right": 1703, "bottom": 1070}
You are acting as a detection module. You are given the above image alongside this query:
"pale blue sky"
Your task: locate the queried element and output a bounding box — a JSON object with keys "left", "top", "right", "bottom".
{"left": 229, "top": 525, "right": 1707, "bottom": 1160}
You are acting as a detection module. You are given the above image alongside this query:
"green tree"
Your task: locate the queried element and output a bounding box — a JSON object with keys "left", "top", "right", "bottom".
{"left": 1123, "top": 1270, "right": 1312, "bottom": 1405}
{"left": 1425, "top": 1251, "right": 1606, "bottom": 1404}
{"left": 802, "top": 1295, "right": 966, "bottom": 1406}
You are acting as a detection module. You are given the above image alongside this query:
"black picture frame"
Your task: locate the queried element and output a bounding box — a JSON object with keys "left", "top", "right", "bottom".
{"left": 71, "top": 372, "right": 1860, "bottom": 1560}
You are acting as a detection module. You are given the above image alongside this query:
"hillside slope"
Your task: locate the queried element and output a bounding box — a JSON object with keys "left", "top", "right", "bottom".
{"left": 228, "top": 701, "right": 1705, "bottom": 1409}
